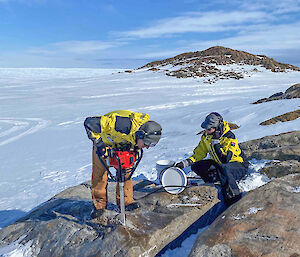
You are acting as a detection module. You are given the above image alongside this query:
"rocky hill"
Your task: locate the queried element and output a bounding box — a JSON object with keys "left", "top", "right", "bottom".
{"left": 139, "top": 46, "right": 300, "bottom": 83}
{"left": 253, "top": 83, "right": 300, "bottom": 104}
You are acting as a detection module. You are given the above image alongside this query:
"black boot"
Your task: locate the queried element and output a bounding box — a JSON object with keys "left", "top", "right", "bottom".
{"left": 125, "top": 202, "right": 140, "bottom": 211}
{"left": 223, "top": 185, "right": 241, "bottom": 206}
{"left": 91, "top": 207, "right": 105, "bottom": 219}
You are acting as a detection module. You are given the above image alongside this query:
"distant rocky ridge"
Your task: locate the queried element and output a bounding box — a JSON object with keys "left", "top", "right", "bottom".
{"left": 251, "top": 83, "right": 300, "bottom": 125}
{"left": 253, "top": 83, "right": 300, "bottom": 104}
{"left": 260, "top": 109, "right": 300, "bottom": 125}
{"left": 138, "top": 46, "right": 300, "bottom": 82}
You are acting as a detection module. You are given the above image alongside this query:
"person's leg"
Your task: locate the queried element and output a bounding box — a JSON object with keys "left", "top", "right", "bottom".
{"left": 191, "top": 159, "right": 219, "bottom": 183}
{"left": 116, "top": 170, "right": 134, "bottom": 207}
{"left": 91, "top": 145, "right": 108, "bottom": 210}
{"left": 218, "top": 162, "right": 248, "bottom": 202}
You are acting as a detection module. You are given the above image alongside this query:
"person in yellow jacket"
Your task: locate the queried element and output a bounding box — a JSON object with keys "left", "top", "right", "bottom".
{"left": 175, "top": 112, "right": 248, "bottom": 204}
{"left": 84, "top": 110, "right": 162, "bottom": 218}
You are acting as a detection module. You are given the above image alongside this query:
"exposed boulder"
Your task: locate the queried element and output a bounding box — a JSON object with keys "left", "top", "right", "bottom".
{"left": 240, "top": 131, "right": 300, "bottom": 161}
{"left": 0, "top": 180, "right": 219, "bottom": 257}
{"left": 259, "top": 109, "right": 300, "bottom": 125}
{"left": 260, "top": 160, "right": 300, "bottom": 178}
{"left": 228, "top": 122, "right": 239, "bottom": 130}
{"left": 252, "top": 83, "right": 300, "bottom": 104}
{"left": 189, "top": 173, "right": 300, "bottom": 257}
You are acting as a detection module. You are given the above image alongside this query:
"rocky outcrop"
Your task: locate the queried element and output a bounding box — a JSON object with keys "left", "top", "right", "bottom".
{"left": 139, "top": 46, "right": 300, "bottom": 82}
{"left": 0, "top": 180, "right": 219, "bottom": 257}
{"left": 240, "top": 131, "right": 300, "bottom": 162}
{"left": 253, "top": 83, "right": 300, "bottom": 104}
{"left": 189, "top": 173, "right": 300, "bottom": 257}
{"left": 240, "top": 131, "right": 300, "bottom": 178}
{"left": 260, "top": 160, "right": 300, "bottom": 178}
{"left": 228, "top": 122, "right": 239, "bottom": 130}
{"left": 260, "top": 109, "right": 300, "bottom": 125}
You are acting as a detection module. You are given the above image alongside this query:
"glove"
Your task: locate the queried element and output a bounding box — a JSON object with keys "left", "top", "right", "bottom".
{"left": 96, "top": 146, "right": 107, "bottom": 158}
{"left": 175, "top": 159, "right": 192, "bottom": 169}
{"left": 94, "top": 139, "right": 107, "bottom": 158}
{"left": 211, "top": 139, "right": 220, "bottom": 145}
{"left": 175, "top": 161, "right": 184, "bottom": 169}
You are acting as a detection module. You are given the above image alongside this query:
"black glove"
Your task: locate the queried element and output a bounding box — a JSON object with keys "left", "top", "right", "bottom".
{"left": 96, "top": 146, "right": 106, "bottom": 158}
{"left": 175, "top": 161, "right": 184, "bottom": 169}
{"left": 175, "top": 159, "right": 192, "bottom": 169}
{"left": 94, "top": 139, "right": 106, "bottom": 158}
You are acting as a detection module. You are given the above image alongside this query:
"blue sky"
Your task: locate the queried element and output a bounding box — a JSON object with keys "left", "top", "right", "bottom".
{"left": 0, "top": 0, "right": 299, "bottom": 68}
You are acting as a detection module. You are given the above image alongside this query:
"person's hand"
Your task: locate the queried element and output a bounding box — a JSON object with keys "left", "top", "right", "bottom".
{"left": 96, "top": 146, "right": 106, "bottom": 158}
{"left": 175, "top": 159, "right": 192, "bottom": 169}
{"left": 211, "top": 139, "right": 220, "bottom": 145}
{"left": 175, "top": 161, "right": 184, "bottom": 169}
{"left": 94, "top": 139, "right": 106, "bottom": 157}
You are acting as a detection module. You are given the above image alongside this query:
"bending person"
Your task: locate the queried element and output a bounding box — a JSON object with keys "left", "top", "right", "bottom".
{"left": 84, "top": 110, "right": 162, "bottom": 218}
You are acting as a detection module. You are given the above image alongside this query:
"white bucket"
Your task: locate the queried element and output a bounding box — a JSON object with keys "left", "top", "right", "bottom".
{"left": 156, "top": 160, "right": 175, "bottom": 181}
{"left": 161, "top": 167, "right": 187, "bottom": 194}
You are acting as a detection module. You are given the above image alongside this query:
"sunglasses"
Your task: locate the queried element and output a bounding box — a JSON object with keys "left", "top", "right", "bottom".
{"left": 145, "top": 142, "right": 157, "bottom": 147}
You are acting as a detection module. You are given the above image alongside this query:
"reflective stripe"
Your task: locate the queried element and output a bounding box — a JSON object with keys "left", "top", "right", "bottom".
{"left": 210, "top": 145, "right": 222, "bottom": 164}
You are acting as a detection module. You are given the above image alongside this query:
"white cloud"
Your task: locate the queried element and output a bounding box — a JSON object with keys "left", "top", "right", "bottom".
{"left": 136, "top": 21, "right": 300, "bottom": 61}
{"left": 189, "top": 22, "right": 300, "bottom": 51}
{"left": 118, "top": 11, "right": 270, "bottom": 39}
{"left": 28, "top": 40, "right": 124, "bottom": 55}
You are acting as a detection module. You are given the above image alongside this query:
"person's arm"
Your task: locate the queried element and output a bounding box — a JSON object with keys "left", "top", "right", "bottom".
{"left": 189, "top": 136, "right": 208, "bottom": 162}
{"left": 84, "top": 116, "right": 104, "bottom": 146}
{"left": 211, "top": 131, "right": 240, "bottom": 163}
{"left": 176, "top": 136, "right": 208, "bottom": 168}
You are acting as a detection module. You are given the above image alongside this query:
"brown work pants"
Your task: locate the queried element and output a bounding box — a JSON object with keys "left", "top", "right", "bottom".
{"left": 91, "top": 145, "right": 134, "bottom": 210}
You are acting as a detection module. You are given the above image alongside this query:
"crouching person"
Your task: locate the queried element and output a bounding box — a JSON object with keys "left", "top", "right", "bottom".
{"left": 175, "top": 112, "right": 248, "bottom": 205}
{"left": 84, "top": 110, "right": 162, "bottom": 218}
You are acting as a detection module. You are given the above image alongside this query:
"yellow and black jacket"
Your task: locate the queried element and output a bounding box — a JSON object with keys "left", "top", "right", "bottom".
{"left": 84, "top": 110, "right": 150, "bottom": 147}
{"left": 189, "top": 121, "right": 244, "bottom": 164}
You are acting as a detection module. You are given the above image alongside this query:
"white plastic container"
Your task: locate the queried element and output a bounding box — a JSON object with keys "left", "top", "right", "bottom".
{"left": 156, "top": 160, "right": 175, "bottom": 181}
{"left": 161, "top": 167, "right": 187, "bottom": 194}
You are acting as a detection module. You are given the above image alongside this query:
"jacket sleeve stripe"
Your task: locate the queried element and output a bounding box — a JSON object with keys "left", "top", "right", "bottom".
{"left": 213, "top": 144, "right": 227, "bottom": 163}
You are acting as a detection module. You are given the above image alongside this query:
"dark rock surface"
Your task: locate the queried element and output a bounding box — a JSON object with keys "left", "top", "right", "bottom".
{"left": 253, "top": 83, "right": 300, "bottom": 104}
{"left": 139, "top": 46, "right": 300, "bottom": 82}
{"left": 189, "top": 173, "right": 300, "bottom": 257}
{"left": 240, "top": 131, "right": 300, "bottom": 162}
{"left": 259, "top": 109, "right": 300, "bottom": 125}
{"left": 261, "top": 160, "right": 300, "bottom": 178}
{"left": 228, "top": 122, "right": 239, "bottom": 130}
{"left": 0, "top": 180, "right": 219, "bottom": 257}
